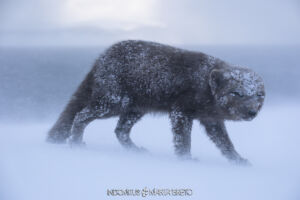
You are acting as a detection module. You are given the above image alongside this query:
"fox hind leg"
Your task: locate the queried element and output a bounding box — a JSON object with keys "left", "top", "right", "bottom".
{"left": 69, "top": 98, "right": 115, "bottom": 145}
{"left": 68, "top": 106, "right": 97, "bottom": 145}
{"left": 115, "top": 111, "right": 145, "bottom": 151}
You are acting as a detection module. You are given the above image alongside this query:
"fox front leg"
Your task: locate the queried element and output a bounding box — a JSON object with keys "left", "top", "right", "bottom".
{"left": 169, "top": 108, "right": 193, "bottom": 159}
{"left": 200, "top": 119, "right": 250, "bottom": 165}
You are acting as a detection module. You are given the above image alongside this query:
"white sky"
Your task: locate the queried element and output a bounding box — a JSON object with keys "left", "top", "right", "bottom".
{"left": 0, "top": 0, "right": 299, "bottom": 46}
{"left": 61, "top": 0, "right": 163, "bottom": 31}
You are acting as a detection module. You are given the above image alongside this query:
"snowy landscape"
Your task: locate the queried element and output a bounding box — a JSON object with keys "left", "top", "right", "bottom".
{"left": 1, "top": 0, "right": 300, "bottom": 199}
{"left": 0, "top": 46, "right": 299, "bottom": 200}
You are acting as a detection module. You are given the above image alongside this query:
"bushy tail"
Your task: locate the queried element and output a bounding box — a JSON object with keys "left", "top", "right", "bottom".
{"left": 47, "top": 70, "right": 94, "bottom": 143}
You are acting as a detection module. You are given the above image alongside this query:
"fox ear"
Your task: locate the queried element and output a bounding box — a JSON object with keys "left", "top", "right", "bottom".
{"left": 209, "top": 69, "right": 228, "bottom": 95}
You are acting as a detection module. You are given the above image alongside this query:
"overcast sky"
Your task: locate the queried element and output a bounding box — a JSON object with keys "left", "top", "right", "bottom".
{"left": 0, "top": 0, "right": 299, "bottom": 46}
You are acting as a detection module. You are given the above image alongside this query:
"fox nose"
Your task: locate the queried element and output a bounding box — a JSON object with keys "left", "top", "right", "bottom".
{"left": 248, "top": 110, "right": 257, "bottom": 117}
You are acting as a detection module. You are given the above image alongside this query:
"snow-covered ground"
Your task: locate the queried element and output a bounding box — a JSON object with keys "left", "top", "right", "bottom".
{"left": 1, "top": 100, "right": 299, "bottom": 200}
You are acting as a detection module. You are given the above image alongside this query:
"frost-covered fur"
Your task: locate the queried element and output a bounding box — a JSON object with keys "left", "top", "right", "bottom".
{"left": 47, "top": 40, "right": 265, "bottom": 164}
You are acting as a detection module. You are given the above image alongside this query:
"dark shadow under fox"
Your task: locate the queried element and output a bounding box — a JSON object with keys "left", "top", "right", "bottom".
{"left": 47, "top": 40, "right": 265, "bottom": 165}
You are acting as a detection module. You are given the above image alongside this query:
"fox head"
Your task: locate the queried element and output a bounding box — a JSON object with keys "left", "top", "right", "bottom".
{"left": 209, "top": 65, "right": 265, "bottom": 121}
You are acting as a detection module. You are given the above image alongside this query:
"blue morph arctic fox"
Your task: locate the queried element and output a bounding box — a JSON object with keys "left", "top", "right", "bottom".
{"left": 47, "top": 40, "right": 265, "bottom": 165}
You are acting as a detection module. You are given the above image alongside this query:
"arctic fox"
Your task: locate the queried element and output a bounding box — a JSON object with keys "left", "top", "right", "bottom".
{"left": 47, "top": 40, "right": 265, "bottom": 164}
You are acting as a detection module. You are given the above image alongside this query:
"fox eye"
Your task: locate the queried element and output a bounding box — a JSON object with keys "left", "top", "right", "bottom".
{"left": 230, "top": 91, "right": 244, "bottom": 97}
{"left": 257, "top": 92, "right": 264, "bottom": 97}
